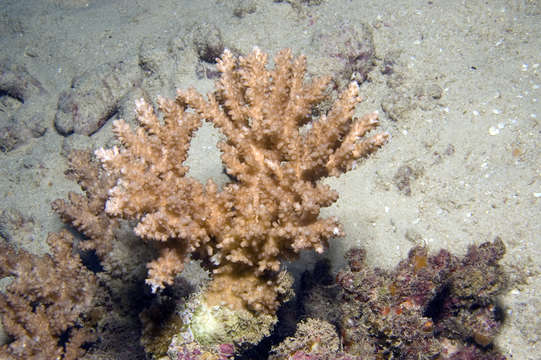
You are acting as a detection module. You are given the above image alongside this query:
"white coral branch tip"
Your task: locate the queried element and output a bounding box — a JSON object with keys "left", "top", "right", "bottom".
{"left": 135, "top": 97, "right": 147, "bottom": 111}
{"left": 95, "top": 146, "right": 119, "bottom": 162}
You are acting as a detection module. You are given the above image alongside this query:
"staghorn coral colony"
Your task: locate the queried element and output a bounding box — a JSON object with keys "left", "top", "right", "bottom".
{"left": 95, "top": 47, "right": 388, "bottom": 308}
{"left": 0, "top": 49, "right": 510, "bottom": 359}
{"left": 94, "top": 46, "right": 388, "bottom": 354}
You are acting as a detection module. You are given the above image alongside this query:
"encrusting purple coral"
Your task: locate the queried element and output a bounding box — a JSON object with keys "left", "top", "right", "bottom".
{"left": 335, "top": 237, "right": 508, "bottom": 359}
{"left": 169, "top": 335, "right": 236, "bottom": 360}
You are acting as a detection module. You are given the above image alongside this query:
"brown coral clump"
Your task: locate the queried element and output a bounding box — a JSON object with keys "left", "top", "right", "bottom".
{"left": 0, "top": 231, "right": 97, "bottom": 359}
{"left": 96, "top": 48, "right": 387, "bottom": 312}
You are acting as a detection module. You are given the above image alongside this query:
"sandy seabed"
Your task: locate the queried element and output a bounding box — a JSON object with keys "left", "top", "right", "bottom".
{"left": 0, "top": 0, "right": 539, "bottom": 358}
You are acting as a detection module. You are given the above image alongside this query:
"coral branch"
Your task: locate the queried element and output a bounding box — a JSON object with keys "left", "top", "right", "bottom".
{"left": 52, "top": 149, "right": 118, "bottom": 257}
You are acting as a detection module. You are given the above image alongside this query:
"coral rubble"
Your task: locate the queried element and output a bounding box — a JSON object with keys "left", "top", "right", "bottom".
{"left": 336, "top": 238, "right": 508, "bottom": 359}
{"left": 269, "top": 318, "right": 359, "bottom": 360}
{"left": 96, "top": 47, "right": 388, "bottom": 315}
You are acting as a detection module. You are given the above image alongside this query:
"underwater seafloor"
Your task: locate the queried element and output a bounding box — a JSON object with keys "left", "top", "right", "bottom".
{"left": 0, "top": 0, "right": 540, "bottom": 359}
